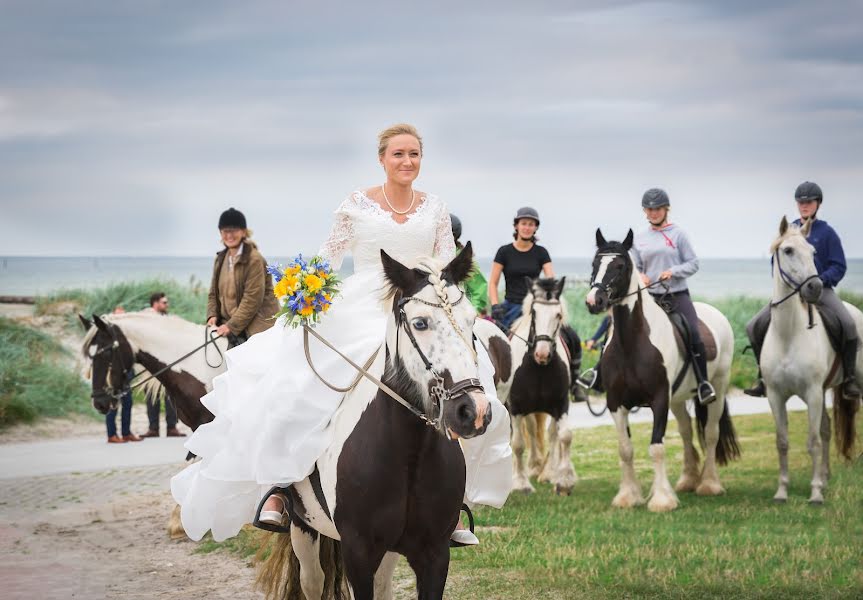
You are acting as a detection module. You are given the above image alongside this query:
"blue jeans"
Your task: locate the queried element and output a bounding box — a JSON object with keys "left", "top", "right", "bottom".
{"left": 497, "top": 300, "right": 524, "bottom": 330}
{"left": 106, "top": 390, "right": 132, "bottom": 438}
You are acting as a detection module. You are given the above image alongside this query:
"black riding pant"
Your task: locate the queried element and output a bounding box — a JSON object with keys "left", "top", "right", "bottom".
{"left": 651, "top": 290, "right": 703, "bottom": 347}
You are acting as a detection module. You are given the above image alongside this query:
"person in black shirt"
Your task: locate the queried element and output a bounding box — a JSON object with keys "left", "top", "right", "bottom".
{"left": 489, "top": 207, "right": 553, "bottom": 327}
{"left": 489, "top": 207, "right": 585, "bottom": 400}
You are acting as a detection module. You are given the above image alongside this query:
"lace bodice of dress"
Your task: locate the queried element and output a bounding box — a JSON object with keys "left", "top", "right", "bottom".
{"left": 318, "top": 190, "right": 456, "bottom": 272}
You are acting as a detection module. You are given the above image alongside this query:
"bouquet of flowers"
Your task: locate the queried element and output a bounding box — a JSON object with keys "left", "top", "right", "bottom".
{"left": 268, "top": 254, "right": 340, "bottom": 328}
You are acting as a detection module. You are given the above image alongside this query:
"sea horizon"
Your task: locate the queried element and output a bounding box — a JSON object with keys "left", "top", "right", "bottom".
{"left": 3, "top": 255, "right": 863, "bottom": 300}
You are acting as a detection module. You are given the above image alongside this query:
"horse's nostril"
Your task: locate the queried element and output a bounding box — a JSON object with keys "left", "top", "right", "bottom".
{"left": 458, "top": 402, "right": 475, "bottom": 424}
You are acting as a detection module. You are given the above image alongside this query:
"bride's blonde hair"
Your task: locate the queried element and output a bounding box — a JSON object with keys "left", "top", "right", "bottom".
{"left": 378, "top": 123, "right": 423, "bottom": 157}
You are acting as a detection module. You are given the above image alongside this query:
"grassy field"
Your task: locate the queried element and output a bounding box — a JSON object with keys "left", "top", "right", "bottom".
{"left": 0, "top": 317, "right": 91, "bottom": 427}
{"left": 195, "top": 411, "right": 862, "bottom": 599}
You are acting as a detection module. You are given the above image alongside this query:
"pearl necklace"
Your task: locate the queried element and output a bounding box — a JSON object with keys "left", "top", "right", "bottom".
{"left": 381, "top": 183, "right": 415, "bottom": 215}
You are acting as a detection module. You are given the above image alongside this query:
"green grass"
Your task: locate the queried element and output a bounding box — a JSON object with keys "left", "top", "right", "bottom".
{"left": 197, "top": 412, "right": 862, "bottom": 598}
{"left": 0, "top": 317, "right": 92, "bottom": 427}
{"left": 36, "top": 277, "right": 209, "bottom": 330}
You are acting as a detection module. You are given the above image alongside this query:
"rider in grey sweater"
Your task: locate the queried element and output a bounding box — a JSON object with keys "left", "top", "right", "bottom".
{"left": 631, "top": 223, "right": 699, "bottom": 294}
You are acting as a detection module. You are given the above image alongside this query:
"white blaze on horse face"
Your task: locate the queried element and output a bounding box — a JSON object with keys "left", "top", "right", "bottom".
{"left": 532, "top": 296, "right": 562, "bottom": 364}
{"left": 586, "top": 255, "right": 614, "bottom": 306}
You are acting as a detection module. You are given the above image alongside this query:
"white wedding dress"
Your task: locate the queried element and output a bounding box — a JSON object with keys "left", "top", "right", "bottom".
{"left": 171, "top": 191, "right": 513, "bottom": 542}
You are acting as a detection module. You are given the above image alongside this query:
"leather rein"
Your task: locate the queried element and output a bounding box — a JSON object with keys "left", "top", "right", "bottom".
{"left": 770, "top": 250, "right": 820, "bottom": 329}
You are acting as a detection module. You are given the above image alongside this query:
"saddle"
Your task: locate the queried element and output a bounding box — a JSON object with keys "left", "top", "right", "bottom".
{"left": 670, "top": 313, "right": 717, "bottom": 361}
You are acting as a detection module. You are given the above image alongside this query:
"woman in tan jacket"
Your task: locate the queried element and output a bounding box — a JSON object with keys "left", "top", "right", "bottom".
{"left": 206, "top": 208, "right": 279, "bottom": 347}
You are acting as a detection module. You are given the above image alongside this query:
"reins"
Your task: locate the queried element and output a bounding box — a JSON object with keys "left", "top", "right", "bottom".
{"left": 302, "top": 285, "right": 483, "bottom": 438}
{"left": 93, "top": 326, "right": 225, "bottom": 401}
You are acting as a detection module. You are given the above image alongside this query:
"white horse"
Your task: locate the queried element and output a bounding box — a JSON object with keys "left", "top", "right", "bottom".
{"left": 762, "top": 216, "right": 862, "bottom": 504}
{"left": 585, "top": 230, "right": 739, "bottom": 512}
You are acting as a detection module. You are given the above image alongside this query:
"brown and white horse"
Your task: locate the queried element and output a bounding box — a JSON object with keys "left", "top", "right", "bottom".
{"left": 258, "top": 246, "right": 493, "bottom": 600}
{"left": 81, "top": 311, "right": 225, "bottom": 430}
{"left": 585, "top": 229, "right": 739, "bottom": 512}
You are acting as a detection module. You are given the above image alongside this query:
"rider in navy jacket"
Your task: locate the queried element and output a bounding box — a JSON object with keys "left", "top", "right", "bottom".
{"left": 745, "top": 182, "right": 860, "bottom": 400}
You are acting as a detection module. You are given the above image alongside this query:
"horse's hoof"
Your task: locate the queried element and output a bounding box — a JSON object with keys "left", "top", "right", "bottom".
{"left": 674, "top": 477, "right": 699, "bottom": 493}
{"left": 554, "top": 484, "right": 573, "bottom": 496}
{"left": 808, "top": 498, "right": 824, "bottom": 506}
{"left": 772, "top": 497, "right": 787, "bottom": 504}
{"left": 647, "top": 497, "right": 679, "bottom": 513}
{"left": 695, "top": 481, "right": 725, "bottom": 496}
{"left": 514, "top": 484, "right": 535, "bottom": 495}
{"left": 611, "top": 491, "right": 644, "bottom": 509}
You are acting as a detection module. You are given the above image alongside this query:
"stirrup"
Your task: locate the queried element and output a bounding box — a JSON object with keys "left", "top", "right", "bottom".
{"left": 697, "top": 381, "right": 717, "bottom": 405}
{"left": 253, "top": 485, "right": 293, "bottom": 534}
{"left": 743, "top": 379, "right": 766, "bottom": 397}
{"left": 450, "top": 504, "right": 476, "bottom": 548}
{"left": 576, "top": 367, "right": 598, "bottom": 390}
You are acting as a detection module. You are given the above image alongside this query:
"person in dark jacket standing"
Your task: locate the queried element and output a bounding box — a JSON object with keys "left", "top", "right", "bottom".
{"left": 207, "top": 208, "right": 280, "bottom": 348}
{"left": 744, "top": 182, "right": 860, "bottom": 399}
{"left": 140, "top": 292, "right": 185, "bottom": 437}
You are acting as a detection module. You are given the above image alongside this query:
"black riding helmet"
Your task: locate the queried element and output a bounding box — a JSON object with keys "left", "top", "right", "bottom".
{"left": 218, "top": 207, "right": 247, "bottom": 229}
{"left": 641, "top": 188, "right": 670, "bottom": 209}
{"left": 450, "top": 213, "right": 462, "bottom": 240}
{"left": 513, "top": 206, "right": 540, "bottom": 226}
{"left": 795, "top": 181, "right": 823, "bottom": 204}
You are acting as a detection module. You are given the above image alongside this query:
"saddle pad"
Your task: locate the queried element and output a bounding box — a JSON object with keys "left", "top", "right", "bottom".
{"left": 672, "top": 318, "right": 717, "bottom": 361}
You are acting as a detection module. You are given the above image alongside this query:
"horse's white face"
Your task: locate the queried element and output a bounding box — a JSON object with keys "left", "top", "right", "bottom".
{"left": 586, "top": 228, "right": 635, "bottom": 314}
{"left": 382, "top": 244, "right": 491, "bottom": 440}
{"left": 772, "top": 218, "right": 823, "bottom": 304}
{"left": 524, "top": 279, "right": 566, "bottom": 365}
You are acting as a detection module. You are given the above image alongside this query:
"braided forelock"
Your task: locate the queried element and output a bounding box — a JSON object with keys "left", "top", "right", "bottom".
{"left": 415, "top": 258, "right": 476, "bottom": 361}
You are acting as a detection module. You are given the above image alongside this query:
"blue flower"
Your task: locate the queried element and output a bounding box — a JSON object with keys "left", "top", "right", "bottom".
{"left": 287, "top": 292, "right": 305, "bottom": 312}
{"left": 290, "top": 253, "right": 307, "bottom": 271}
{"left": 266, "top": 264, "right": 283, "bottom": 282}
{"left": 313, "top": 292, "right": 331, "bottom": 310}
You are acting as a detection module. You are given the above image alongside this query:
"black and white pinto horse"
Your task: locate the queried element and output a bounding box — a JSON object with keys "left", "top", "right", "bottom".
{"left": 585, "top": 230, "right": 740, "bottom": 512}
{"left": 81, "top": 311, "right": 226, "bottom": 429}
{"left": 494, "top": 278, "right": 577, "bottom": 495}
{"left": 761, "top": 217, "right": 862, "bottom": 504}
{"left": 258, "top": 246, "right": 493, "bottom": 600}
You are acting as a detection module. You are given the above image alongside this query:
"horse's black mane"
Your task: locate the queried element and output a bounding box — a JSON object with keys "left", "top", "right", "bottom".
{"left": 532, "top": 277, "right": 561, "bottom": 300}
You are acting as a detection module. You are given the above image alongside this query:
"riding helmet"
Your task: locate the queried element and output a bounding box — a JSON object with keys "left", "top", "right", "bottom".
{"left": 795, "top": 181, "right": 823, "bottom": 204}
{"left": 641, "top": 188, "right": 670, "bottom": 209}
{"left": 513, "top": 206, "right": 540, "bottom": 226}
{"left": 450, "top": 213, "right": 462, "bottom": 240}
{"left": 218, "top": 207, "right": 247, "bottom": 230}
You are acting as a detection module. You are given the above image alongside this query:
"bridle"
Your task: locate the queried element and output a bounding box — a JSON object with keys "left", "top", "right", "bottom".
{"left": 89, "top": 323, "right": 225, "bottom": 409}
{"left": 395, "top": 289, "right": 484, "bottom": 437}
{"left": 526, "top": 297, "right": 562, "bottom": 357}
{"left": 771, "top": 249, "right": 821, "bottom": 329}
{"left": 589, "top": 252, "right": 668, "bottom": 307}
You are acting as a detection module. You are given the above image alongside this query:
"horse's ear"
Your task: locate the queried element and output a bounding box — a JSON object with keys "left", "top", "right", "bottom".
{"left": 381, "top": 249, "right": 426, "bottom": 294}
{"left": 779, "top": 215, "right": 789, "bottom": 236}
{"left": 556, "top": 276, "right": 566, "bottom": 297}
{"left": 800, "top": 216, "right": 813, "bottom": 237}
{"left": 623, "top": 229, "right": 634, "bottom": 251}
{"left": 595, "top": 228, "right": 607, "bottom": 248}
{"left": 442, "top": 241, "right": 474, "bottom": 285}
{"left": 78, "top": 313, "right": 93, "bottom": 331}
{"left": 93, "top": 313, "right": 109, "bottom": 331}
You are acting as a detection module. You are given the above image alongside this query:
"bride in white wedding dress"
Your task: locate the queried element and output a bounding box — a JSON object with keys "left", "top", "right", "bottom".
{"left": 171, "top": 124, "right": 513, "bottom": 545}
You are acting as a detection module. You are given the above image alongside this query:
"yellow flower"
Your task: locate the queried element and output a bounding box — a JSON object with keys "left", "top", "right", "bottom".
{"left": 285, "top": 264, "right": 302, "bottom": 276}
{"left": 273, "top": 278, "right": 291, "bottom": 298}
{"left": 316, "top": 269, "right": 329, "bottom": 280}
{"left": 322, "top": 292, "right": 332, "bottom": 312}
{"left": 304, "top": 273, "right": 324, "bottom": 293}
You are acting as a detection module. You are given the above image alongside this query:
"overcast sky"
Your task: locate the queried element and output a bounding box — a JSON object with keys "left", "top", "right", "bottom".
{"left": 1, "top": 0, "right": 861, "bottom": 259}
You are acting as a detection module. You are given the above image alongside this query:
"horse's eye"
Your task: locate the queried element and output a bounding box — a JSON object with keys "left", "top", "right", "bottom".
{"left": 412, "top": 318, "right": 429, "bottom": 331}
{"left": 784, "top": 247, "right": 793, "bottom": 255}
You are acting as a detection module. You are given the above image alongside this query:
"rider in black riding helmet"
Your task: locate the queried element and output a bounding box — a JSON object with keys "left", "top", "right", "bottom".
{"left": 632, "top": 188, "right": 716, "bottom": 405}
{"left": 744, "top": 182, "right": 861, "bottom": 400}
{"left": 488, "top": 207, "right": 586, "bottom": 401}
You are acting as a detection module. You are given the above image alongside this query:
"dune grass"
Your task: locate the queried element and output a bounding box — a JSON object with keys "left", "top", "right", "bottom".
{"left": 36, "top": 277, "right": 209, "bottom": 328}
{"left": 195, "top": 411, "right": 862, "bottom": 598}
{"left": 0, "top": 317, "right": 91, "bottom": 427}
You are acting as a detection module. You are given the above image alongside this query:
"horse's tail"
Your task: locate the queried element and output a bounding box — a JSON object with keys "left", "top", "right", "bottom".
{"left": 695, "top": 397, "right": 741, "bottom": 466}
{"left": 255, "top": 530, "right": 348, "bottom": 600}
{"left": 832, "top": 386, "right": 859, "bottom": 461}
